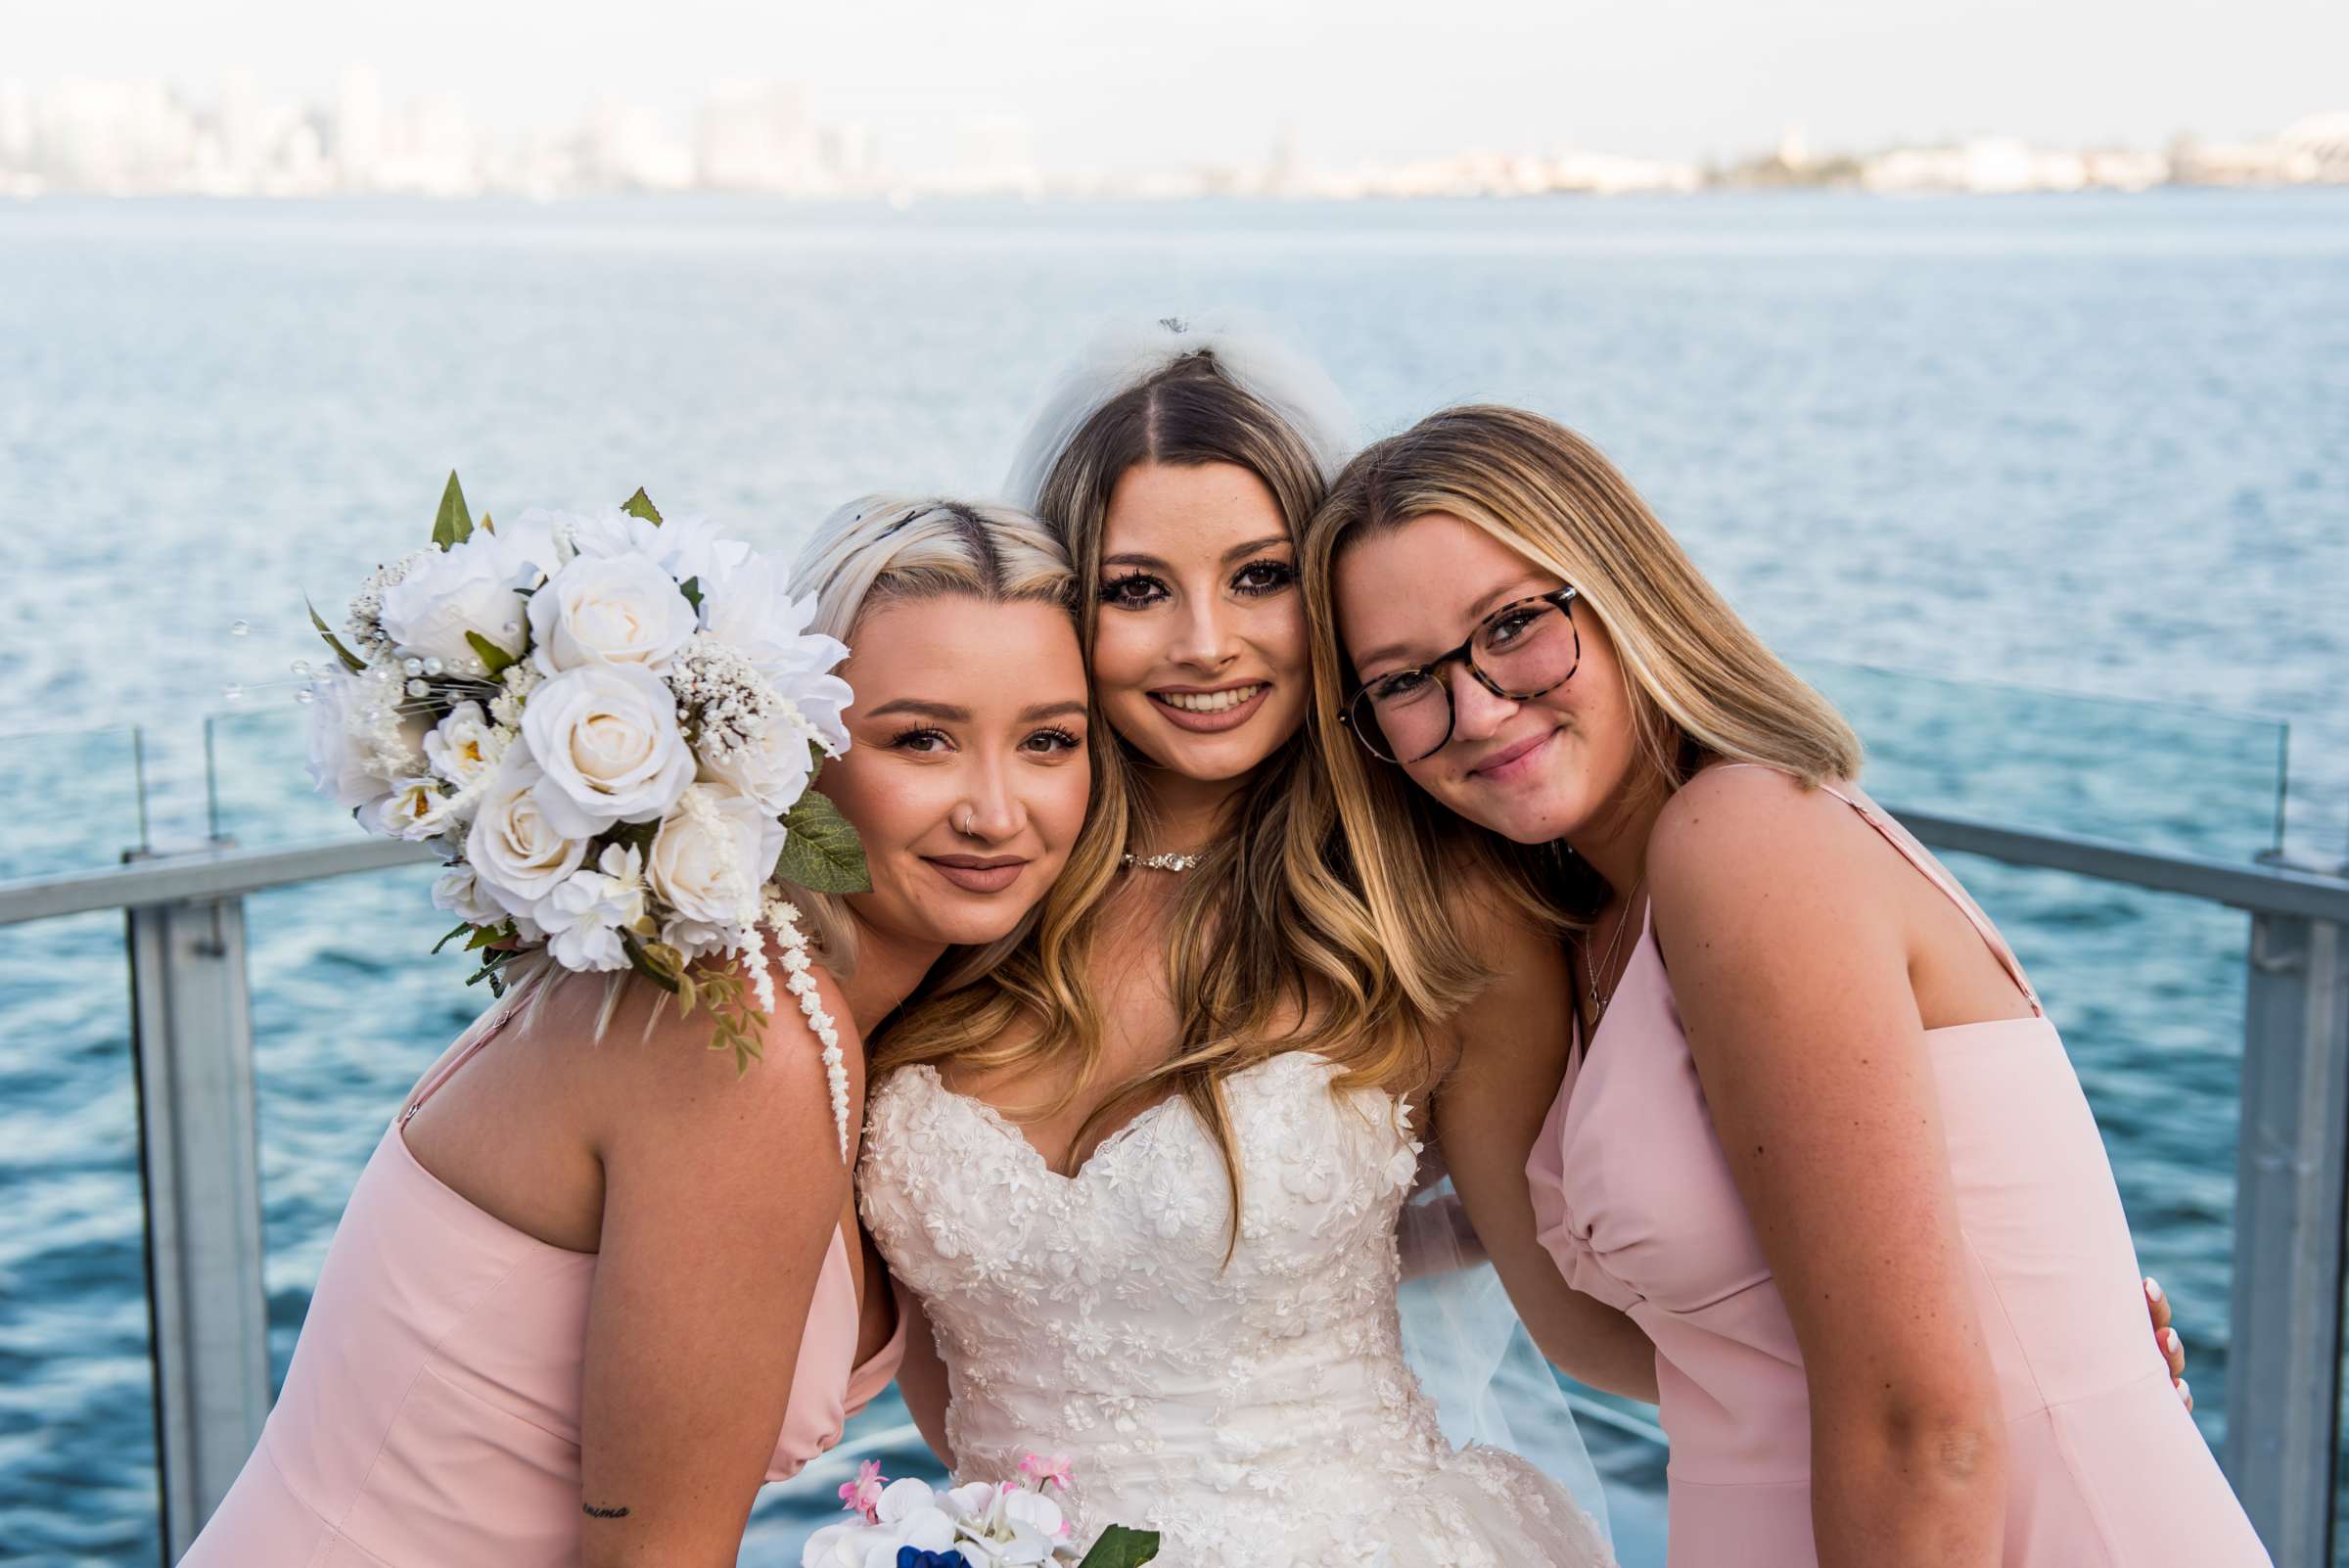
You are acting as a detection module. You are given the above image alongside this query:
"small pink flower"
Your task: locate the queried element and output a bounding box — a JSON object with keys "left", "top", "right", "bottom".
{"left": 839, "top": 1459, "right": 885, "bottom": 1522}
{"left": 1018, "top": 1452, "right": 1075, "bottom": 1492}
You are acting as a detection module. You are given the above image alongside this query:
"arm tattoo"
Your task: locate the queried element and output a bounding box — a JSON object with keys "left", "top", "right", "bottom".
{"left": 582, "top": 1501, "right": 632, "bottom": 1519}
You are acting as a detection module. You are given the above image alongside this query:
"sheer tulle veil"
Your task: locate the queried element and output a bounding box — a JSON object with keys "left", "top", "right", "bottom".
{"left": 996, "top": 310, "right": 1613, "bottom": 1544}
{"left": 1000, "top": 309, "right": 1359, "bottom": 509}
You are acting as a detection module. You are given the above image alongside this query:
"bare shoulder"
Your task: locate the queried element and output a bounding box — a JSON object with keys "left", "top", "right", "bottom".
{"left": 1649, "top": 766, "right": 1874, "bottom": 914}
{"left": 583, "top": 959, "right": 864, "bottom": 1153}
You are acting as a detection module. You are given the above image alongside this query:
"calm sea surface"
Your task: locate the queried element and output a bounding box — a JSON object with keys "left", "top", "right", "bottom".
{"left": 2, "top": 191, "right": 2345, "bottom": 1566}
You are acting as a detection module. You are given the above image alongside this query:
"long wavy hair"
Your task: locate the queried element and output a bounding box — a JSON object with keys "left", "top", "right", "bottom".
{"left": 1299, "top": 404, "right": 1864, "bottom": 1014}
{"left": 877, "top": 353, "right": 1438, "bottom": 1239}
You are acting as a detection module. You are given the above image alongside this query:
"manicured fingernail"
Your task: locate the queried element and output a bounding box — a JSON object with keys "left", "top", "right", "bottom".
{"left": 2164, "top": 1327, "right": 2183, "bottom": 1355}
{"left": 2145, "top": 1276, "right": 2164, "bottom": 1303}
{"left": 2177, "top": 1377, "right": 2191, "bottom": 1406}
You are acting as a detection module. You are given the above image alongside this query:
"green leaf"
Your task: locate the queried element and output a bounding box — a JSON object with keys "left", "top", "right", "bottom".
{"left": 477, "top": 511, "right": 495, "bottom": 535}
{"left": 465, "top": 630, "right": 518, "bottom": 677}
{"left": 772, "top": 790, "right": 869, "bottom": 894}
{"left": 464, "top": 922, "right": 515, "bottom": 951}
{"left": 622, "top": 933, "right": 681, "bottom": 994}
{"left": 1076, "top": 1526, "right": 1161, "bottom": 1568}
{"left": 678, "top": 576, "right": 703, "bottom": 612}
{"left": 806, "top": 740, "right": 826, "bottom": 786}
{"left": 432, "top": 471, "right": 473, "bottom": 550}
{"left": 621, "top": 486, "right": 662, "bottom": 526}
{"left": 305, "top": 598, "right": 367, "bottom": 673}
{"left": 430, "top": 920, "right": 474, "bottom": 954}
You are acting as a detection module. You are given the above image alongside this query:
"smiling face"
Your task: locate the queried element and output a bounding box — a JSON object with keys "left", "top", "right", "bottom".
{"left": 1088, "top": 460, "right": 1311, "bottom": 785}
{"left": 819, "top": 594, "right": 1093, "bottom": 948}
{"left": 1334, "top": 511, "right": 1643, "bottom": 846}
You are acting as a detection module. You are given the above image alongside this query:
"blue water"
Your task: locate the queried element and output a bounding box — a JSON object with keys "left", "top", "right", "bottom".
{"left": 2, "top": 191, "right": 2345, "bottom": 1566}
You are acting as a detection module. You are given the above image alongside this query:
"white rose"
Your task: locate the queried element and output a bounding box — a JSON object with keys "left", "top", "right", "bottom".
{"left": 570, "top": 508, "right": 748, "bottom": 588}
{"left": 304, "top": 671, "right": 389, "bottom": 808}
{"left": 424, "top": 701, "right": 507, "bottom": 786}
{"left": 533, "top": 845, "right": 649, "bottom": 973}
{"left": 698, "top": 706, "right": 816, "bottom": 814}
{"left": 358, "top": 776, "right": 449, "bottom": 841}
{"left": 647, "top": 783, "right": 786, "bottom": 928}
{"left": 521, "top": 663, "right": 696, "bottom": 838}
{"left": 431, "top": 864, "right": 506, "bottom": 926}
{"left": 378, "top": 532, "right": 531, "bottom": 669}
{"left": 465, "top": 757, "right": 589, "bottom": 914}
{"left": 527, "top": 553, "right": 700, "bottom": 677}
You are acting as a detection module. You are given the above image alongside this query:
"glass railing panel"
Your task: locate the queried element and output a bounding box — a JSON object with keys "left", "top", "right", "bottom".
{"left": 204, "top": 704, "right": 362, "bottom": 851}
{"left": 0, "top": 724, "right": 149, "bottom": 880}
{"left": 0, "top": 909, "right": 160, "bottom": 1564}
{"left": 1800, "top": 659, "right": 2287, "bottom": 864}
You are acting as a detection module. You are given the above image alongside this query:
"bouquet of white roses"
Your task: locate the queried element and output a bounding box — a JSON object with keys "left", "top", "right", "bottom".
{"left": 303, "top": 474, "right": 868, "bottom": 1151}
{"left": 807, "top": 1454, "right": 1159, "bottom": 1568}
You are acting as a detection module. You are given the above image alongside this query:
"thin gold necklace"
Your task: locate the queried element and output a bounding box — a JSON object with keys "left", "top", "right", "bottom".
{"left": 1587, "top": 876, "right": 1645, "bottom": 1026}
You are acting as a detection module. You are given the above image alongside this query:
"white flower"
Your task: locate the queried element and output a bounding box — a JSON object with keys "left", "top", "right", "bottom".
{"left": 378, "top": 532, "right": 531, "bottom": 670}
{"left": 358, "top": 776, "right": 450, "bottom": 841}
{"left": 527, "top": 553, "right": 700, "bottom": 677}
{"left": 647, "top": 783, "right": 786, "bottom": 929}
{"left": 697, "top": 694, "right": 817, "bottom": 812}
{"left": 704, "top": 555, "right": 854, "bottom": 756}
{"left": 465, "top": 757, "right": 589, "bottom": 914}
{"left": 490, "top": 508, "right": 576, "bottom": 580}
{"left": 571, "top": 508, "right": 748, "bottom": 587}
{"left": 802, "top": 1478, "right": 962, "bottom": 1568}
{"left": 521, "top": 663, "right": 696, "bottom": 838}
{"left": 534, "top": 844, "right": 649, "bottom": 973}
{"left": 431, "top": 864, "right": 505, "bottom": 927}
{"left": 304, "top": 671, "right": 390, "bottom": 808}
{"left": 424, "top": 701, "right": 508, "bottom": 786}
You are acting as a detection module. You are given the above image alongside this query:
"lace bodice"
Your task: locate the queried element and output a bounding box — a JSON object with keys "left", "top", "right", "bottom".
{"left": 860, "top": 1052, "right": 1612, "bottom": 1568}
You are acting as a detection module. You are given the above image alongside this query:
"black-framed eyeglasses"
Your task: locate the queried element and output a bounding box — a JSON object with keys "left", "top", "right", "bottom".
{"left": 1340, "top": 586, "right": 1582, "bottom": 764}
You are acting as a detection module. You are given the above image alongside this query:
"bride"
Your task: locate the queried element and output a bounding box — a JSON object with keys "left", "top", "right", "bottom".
{"left": 854, "top": 318, "right": 1626, "bottom": 1568}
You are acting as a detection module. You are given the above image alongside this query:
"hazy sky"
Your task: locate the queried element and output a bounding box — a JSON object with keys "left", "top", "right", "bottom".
{"left": 13, "top": 0, "right": 2343, "bottom": 171}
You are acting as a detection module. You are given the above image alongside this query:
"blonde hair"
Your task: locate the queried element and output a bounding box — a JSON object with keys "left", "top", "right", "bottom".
{"left": 878, "top": 353, "right": 1437, "bottom": 1242}
{"left": 787, "top": 494, "right": 1128, "bottom": 986}
{"left": 509, "top": 495, "right": 1112, "bottom": 1033}
{"left": 1300, "top": 404, "right": 1863, "bottom": 1015}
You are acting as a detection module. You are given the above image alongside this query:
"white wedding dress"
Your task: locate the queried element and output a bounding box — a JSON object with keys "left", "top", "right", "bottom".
{"left": 859, "top": 1051, "right": 1615, "bottom": 1568}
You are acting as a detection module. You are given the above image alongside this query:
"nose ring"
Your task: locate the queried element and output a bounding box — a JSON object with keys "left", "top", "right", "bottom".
{"left": 955, "top": 807, "right": 974, "bottom": 837}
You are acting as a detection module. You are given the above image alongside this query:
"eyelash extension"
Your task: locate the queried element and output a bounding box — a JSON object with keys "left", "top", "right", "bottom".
{"left": 885, "top": 725, "right": 950, "bottom": 751}
{"left": 1100, "top": 571, "right": 1168, "bottom": 606}
{"left": 1030, "top": 726, "right": 1083, "bottom": 750}
{"left": 1232, "top": 559, "right": 1299, "bottom": 597}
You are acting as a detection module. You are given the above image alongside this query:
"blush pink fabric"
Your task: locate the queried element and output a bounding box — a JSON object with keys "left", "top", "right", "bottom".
{"left": 179, "top": 1012, "right": 903, "bottom": 1567}
{"left": 1526, "top": 777, "right": 2271, "bottom": 1567}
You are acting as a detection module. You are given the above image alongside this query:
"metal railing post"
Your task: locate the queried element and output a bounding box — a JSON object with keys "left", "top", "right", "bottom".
{"left": 125, "top": 883, "right": 271, "bottom": 1562}
{"left": 2226, "top": 908, "right": 2349, "bottom": 1568}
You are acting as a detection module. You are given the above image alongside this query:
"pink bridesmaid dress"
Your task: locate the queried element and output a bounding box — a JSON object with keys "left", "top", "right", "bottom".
{"left": 1526, "top": 777, "right": 2270, "bottom": 1567}
{"left": 180, "top": 1009, "right": 906, "bottom": 1567}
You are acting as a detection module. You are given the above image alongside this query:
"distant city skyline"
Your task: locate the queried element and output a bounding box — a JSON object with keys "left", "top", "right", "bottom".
{"left": 10, "top": 0, "right": 2347, "bottom": 177}
{"left": 3, "top": 61, "right": 2341, "bottom": 202}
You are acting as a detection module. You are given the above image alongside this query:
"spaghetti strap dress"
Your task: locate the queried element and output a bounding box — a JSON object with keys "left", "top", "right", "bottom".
{"left": 1525, "top": 771, "right": 2270, "bottom": 1567}
{"left": 179, "top": 1005, "right": 905, "bottom": 1567}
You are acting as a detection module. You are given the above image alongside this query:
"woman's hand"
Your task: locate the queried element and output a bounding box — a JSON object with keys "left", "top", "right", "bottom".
{"left": 2147, "top": 1276, "right": 2191, "bottom": 1409}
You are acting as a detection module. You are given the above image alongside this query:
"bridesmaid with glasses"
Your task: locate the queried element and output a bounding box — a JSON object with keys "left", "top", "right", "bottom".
{"left": 1299, "top": 404, "right": 2262, "bottom": 1568}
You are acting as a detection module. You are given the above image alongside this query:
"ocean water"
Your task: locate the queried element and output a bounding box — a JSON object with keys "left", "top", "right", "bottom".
{"left": 1, "top": 191, "right": 2344, "bottom": 1566}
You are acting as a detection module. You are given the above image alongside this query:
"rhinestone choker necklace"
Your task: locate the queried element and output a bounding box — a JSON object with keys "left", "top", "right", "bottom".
{"left": 1122, "top": 850, "right": 1206, "bottom": 872}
